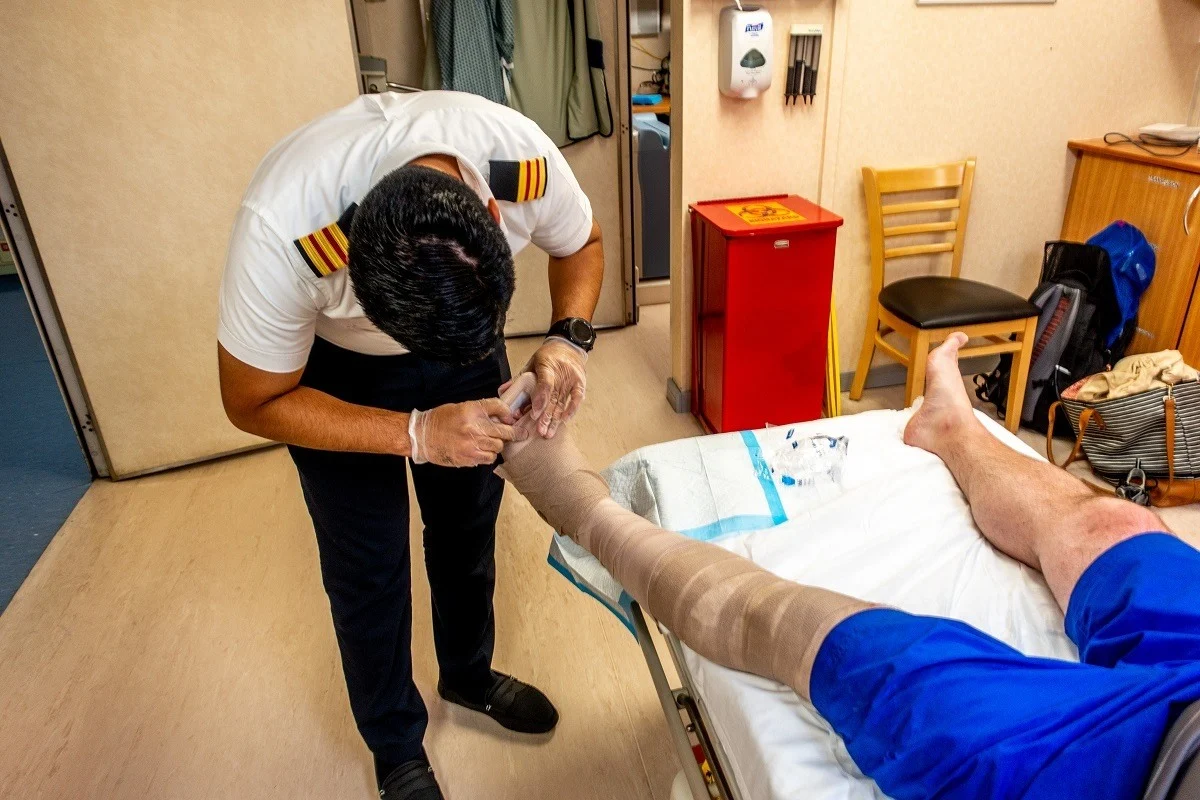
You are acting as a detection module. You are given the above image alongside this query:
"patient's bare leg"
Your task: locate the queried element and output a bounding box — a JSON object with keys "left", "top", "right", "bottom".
{"left": 903, "top": 332, "right": 1169, "bottom": 611}
{"left": 498, "top": 433, "right": 873, "bottom": 700}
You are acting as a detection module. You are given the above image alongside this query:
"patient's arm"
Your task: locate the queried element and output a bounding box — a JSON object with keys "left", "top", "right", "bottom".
{"left": 498, "top": 429, "right": 873, "bottom": 700}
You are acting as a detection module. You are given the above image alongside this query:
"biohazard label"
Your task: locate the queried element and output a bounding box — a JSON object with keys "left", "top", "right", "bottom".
{"left": 725, "top": 201, "right": 806, "bottom": 226}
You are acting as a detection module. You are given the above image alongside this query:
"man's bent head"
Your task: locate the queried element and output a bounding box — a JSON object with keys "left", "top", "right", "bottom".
{"left": 350, "top": 165, "right": 514, "bottom": 365}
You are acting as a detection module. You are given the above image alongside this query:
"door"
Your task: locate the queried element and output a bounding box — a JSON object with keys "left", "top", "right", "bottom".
{"left": 0, "top": 0, "right": 360, "bottom": 477}
{"left": 503, "top": 0, "right": 634, "bottom": 335}
{"left": 1061, "top": 153, "right": 1200, "bottom": 356}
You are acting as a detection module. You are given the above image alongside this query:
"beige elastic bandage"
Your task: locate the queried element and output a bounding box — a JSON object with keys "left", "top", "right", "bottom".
{"left": 499, "top": 430, "right": 875, "bottom": 700}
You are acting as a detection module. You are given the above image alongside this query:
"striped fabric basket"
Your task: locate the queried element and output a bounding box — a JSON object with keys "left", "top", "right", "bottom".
{"left": 1048, "top": 379, "right": 1200, "bottom": 506}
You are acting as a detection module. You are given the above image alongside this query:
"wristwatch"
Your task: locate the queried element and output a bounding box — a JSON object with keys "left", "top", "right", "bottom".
{"left": 547, "top": 317, "right": 597, "bottom": 352}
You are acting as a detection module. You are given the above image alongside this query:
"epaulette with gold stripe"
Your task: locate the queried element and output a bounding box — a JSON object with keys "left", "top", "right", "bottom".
{"left": 294, "top": 203, "right": 357, "bottom": 277}
{"left": 489, "top": 157, "right": 549, "bottom": 203}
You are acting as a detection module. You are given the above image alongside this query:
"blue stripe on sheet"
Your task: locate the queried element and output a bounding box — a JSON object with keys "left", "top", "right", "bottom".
{"left": 740, "top": 430, "right": 787, "bottom": 525}
{"left": 674, "top": 431, "right": 789, "bottom": 542}
{"left": 547, "top": 552, "right": 636, "bottom": 635}
{"left": 678, "top": 513, "right": 782, "bottom": 542}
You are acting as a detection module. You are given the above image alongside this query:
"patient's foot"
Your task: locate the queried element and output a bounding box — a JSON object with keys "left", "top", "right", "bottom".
{"left": 497, "top": 427, "right": 611, "bottom": 543}
{"left": 903, "top": 332, "right": 977, "bottom": 453}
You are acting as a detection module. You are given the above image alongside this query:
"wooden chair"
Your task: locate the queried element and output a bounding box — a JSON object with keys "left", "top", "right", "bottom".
{"left": 849, "top": 159, "right": 1039, "bottom": 433}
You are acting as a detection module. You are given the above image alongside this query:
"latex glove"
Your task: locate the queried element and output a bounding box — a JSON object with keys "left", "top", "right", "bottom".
{"left": 525, "top": 336, "right": 588, "bottom": 438}
{"left": 408, "top": 398, "right": 515, "bottom": 467}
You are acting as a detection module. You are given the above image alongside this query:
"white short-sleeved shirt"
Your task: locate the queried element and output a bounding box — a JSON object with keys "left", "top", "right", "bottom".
{"left": 218, "top": 91, "right": 594, "bottom": 373}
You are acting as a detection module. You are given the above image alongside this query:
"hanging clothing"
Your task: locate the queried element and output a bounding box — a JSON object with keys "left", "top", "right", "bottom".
{"left": 426, "top": 0, "right": 514, "bottom": 106}
{"left": 509, "top": 0, "right": 613, "bottom": 146}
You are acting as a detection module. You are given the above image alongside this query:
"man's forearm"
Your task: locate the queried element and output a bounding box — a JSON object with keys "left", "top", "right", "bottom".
{"left": 548, "top": 221, "right": 604, "bottom": 322}
{"left": 234, "top": 386, "right": 411, "bottom": 456}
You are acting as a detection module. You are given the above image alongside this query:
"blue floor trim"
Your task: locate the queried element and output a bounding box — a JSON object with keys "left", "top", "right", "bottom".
{"left": 0, "top": 275, "right": 91, "bottom": 613}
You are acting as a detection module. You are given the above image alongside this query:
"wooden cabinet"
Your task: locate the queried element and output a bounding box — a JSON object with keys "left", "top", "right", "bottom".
{"left": 1062, "top": 139, "right": 1200, "bottom": 360}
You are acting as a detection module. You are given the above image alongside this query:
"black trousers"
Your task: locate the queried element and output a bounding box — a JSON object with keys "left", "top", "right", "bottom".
{"left": 289, "top": 336, "right": 511, "bottom": 765}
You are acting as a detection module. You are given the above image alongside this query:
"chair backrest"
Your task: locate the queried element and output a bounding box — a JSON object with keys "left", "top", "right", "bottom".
{"left": 861, "top": 159, "right": 977, "bottom": 297}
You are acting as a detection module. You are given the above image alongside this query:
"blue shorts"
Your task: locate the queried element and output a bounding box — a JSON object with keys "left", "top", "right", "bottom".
{"left": 810, "top": 533, "right": 1200, "bottom": 800}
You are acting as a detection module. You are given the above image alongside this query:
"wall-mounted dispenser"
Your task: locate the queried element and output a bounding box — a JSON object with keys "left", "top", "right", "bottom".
{"left": 718, "top": 5, "right": 772, "bottom": 99}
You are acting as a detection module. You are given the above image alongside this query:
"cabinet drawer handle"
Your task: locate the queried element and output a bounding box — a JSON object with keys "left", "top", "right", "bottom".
{"left": 1186, "top": 185, "right": 1200, "bottom": 236}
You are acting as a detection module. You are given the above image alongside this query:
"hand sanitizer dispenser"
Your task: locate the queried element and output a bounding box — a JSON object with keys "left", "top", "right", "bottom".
{"left": 718, "top": 5, "right": 772, "bottom": 99}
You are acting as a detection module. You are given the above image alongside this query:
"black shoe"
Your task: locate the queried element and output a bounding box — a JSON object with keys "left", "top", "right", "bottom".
{"left": 438, "top": 671, "right": 559, "bottom": 734}
{"left": 379, "top": 757, "right": 444, "bottom": 800}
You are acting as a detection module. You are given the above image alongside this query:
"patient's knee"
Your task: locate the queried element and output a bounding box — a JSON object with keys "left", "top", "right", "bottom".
{"left": 1047, "top": 496, "right": 1168, "bottom": 593}
{"left": 1065, "top": 496, "right": 1166, "bottom": 548}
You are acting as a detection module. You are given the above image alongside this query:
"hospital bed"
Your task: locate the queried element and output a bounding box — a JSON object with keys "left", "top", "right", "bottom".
{"left": 548, "top": 408, "right": 1200, "bottom": 800}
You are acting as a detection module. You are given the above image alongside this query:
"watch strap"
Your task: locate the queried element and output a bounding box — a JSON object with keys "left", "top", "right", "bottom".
{"left": 545, "top": 335, "right": 589, "bottom": 358}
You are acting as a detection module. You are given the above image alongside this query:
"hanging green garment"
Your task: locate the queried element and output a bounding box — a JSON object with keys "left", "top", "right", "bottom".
{"left": 509, "top": 0, "right": 613, "bottom": 146}
{"left": 426, "top": 0, "right": 514, "bottom": 105}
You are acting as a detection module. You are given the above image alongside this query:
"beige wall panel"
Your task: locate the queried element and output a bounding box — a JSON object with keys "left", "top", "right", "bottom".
{"left": 0, "top": 0, "right": 360, "bottom": 477}
{"left": 670, "top": 0, "right": 837, "bottom": 389}
{"left": 671, "top": 0, "right": 1199, "bottom": 387}
{"left": 824, "top": 0, "right": 1199, "bottom": 363}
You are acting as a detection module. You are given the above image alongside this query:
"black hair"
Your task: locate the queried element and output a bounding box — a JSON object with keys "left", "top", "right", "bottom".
{"left": 349, "top": 164, "right": 514, "bottom": 364}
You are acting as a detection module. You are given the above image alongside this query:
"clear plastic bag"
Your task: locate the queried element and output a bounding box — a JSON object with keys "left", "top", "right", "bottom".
{"left": 768, "top": 430, "right": 848, "bottom": 489}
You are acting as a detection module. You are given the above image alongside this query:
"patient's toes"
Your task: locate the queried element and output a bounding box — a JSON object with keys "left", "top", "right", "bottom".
{"left": 927, "top": 332, "right": 968, "bottom": 378}
{"left": 904, "top": 334, "right": 975, "bottom": 451}
{"left": 923, "top": 334, "right": 973, "bottom": 409}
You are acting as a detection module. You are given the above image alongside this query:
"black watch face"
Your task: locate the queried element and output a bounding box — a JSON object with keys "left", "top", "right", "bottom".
{"left": 569, "top": 318, "right": 596, "bottom": 346}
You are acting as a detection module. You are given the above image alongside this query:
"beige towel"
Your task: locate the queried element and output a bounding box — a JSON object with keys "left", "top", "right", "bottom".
{"left": 1073, "top": 350, "right": 1199, "bottom": 402}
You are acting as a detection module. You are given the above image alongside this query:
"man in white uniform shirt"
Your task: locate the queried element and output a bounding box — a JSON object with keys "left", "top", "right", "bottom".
{"left": 217, "top": 91, "right": 603, "bottom": 800}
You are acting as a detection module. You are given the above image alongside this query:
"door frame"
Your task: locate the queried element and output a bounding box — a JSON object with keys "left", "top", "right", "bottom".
{"left": 616, "top": 0, "right": 638, "bottom": 324}
{"left": 0, "top": 142, "right": 108, "bottom": 477}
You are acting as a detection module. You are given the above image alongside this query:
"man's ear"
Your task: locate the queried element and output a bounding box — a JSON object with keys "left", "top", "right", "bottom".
{"left": 488, "top": 198, "right": 502, "bottom": 225}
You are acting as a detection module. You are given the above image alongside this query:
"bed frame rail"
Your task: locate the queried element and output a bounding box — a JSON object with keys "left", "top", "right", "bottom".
{"left": 630, "top": 601, "right": 744, "bottom": 800}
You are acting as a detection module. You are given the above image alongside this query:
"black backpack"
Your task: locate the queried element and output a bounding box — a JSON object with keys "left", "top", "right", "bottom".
{"left": 975, "top": 241, "right": 1137, "bottom": 435}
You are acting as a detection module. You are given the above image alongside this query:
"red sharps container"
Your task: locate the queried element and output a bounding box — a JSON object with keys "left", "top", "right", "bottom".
{"left": 689, "top": 194, "right": 843, "bottom": 432}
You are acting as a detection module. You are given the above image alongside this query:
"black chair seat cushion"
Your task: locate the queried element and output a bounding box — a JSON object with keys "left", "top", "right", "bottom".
{"left": 879, "top": 276, "right": 1039, "bottom": 330}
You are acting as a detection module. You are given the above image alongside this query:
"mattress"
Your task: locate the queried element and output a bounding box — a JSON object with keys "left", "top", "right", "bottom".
{"left": 588, "top": 409, "right": 1081, "bottom": 800}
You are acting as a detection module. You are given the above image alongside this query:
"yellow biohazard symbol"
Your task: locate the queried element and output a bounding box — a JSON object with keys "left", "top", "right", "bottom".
{"left": 726, "top": 200, "right": 806, "bottom": 226}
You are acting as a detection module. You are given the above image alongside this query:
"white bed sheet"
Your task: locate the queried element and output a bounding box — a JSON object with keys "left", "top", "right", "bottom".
{"left": 656, "top": 410, "right": 1081, "bottom": 800}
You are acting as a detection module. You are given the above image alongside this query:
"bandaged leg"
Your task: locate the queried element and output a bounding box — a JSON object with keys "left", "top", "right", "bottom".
{"left": 499, "top": 431, "right": 874, "bottom": 700}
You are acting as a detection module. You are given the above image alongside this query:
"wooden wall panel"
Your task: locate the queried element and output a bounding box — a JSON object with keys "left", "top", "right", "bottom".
{"left": 0, "top": 0, "right": 360, "bottom": 476}
{"left": 1062, "top": 153, "right": 1200, "bottom": 356}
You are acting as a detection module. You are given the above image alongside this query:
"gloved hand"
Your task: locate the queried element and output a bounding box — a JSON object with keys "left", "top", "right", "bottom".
{"left": 408, "top": 398, "right": 515, "bottom": 467}
{"left": 525, "top": 336, "right": 588, "bottom": 438}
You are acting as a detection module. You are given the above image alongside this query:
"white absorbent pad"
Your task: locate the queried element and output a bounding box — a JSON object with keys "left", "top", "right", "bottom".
{"left": 547, "top": 409, "right": 1079, "bottom": 800}
{"left": 548, "top": 423, "right": 847, "bottom": 632}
